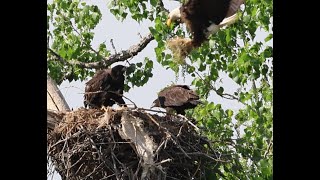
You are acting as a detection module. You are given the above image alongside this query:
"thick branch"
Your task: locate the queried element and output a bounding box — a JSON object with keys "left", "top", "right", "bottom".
{"left": 48, "top": 33, "right": 154, "bottom": 70}
{"left": 47, "top": 74, "right": 70, "bottom": 111}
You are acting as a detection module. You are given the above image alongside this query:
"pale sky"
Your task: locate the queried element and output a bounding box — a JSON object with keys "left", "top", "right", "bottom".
{"left": 48, "top": 0, "right": 272, "bottom": 179}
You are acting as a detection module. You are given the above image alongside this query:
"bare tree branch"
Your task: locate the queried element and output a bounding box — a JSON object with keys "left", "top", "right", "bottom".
{"left": 48, "top": 33, "right": 154, "bottom": 70}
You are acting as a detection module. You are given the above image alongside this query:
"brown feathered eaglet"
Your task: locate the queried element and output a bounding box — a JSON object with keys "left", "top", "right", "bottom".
{"left": 151, "top": 85, "right": 202, "bottom": 115}
{"left": 166, "top": 0, "right": 245, "bottom": 61}
{"left": 84, "top": 65, "right": 127, "bottom": 109}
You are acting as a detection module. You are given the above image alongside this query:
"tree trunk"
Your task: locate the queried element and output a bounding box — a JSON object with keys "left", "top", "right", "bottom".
{"left": 47, "top": 75, "right": 70, "bottom": 111}
{"left": 47, "top": 75, "right": 70, "bottom": 130}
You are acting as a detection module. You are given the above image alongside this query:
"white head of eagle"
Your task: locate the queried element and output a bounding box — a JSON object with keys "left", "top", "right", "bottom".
{"left": 166, "top": 7, "right": 181, "bottom": 26}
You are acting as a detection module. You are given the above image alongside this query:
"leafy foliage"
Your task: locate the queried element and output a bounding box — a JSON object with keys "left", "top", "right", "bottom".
{"left": 47, "top": 0, "right": 273, "bottom": 178}
{"left": 47, "top": 0, "right": 105, "bottom": 83}
{"left": 125, "top": 57, "right": 154, "bottom": 91}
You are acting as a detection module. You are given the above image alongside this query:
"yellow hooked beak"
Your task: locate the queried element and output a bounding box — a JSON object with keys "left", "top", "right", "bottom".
{"left": 166, "top": 18, "right": 172, "bottom": 26}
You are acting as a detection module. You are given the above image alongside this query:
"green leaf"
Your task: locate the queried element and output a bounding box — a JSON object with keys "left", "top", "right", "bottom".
{"left": 264, "top": 33, "right": 273, "bottom": 42}
{"left": 145, "top": 59, "right": 153, "bottom": 68}
{"left": 226, "top": 109, "right": 233, "bottom": 118}
{"left": 207, "top": 102, "right": 215, "bottom": 110}
{"left": 149, "top": 27, "right": 157, "bottom": 35}
{"left": 136, "top": 62, "right": 143, "bottom": 68}
{"left": 238, "top": 52, "right": 250, "bottom": 64}
{"left": 263, "top": 46, "right": 273, "bottom": 58}
{"left": 150, "top": 0, "right": 157, "bottom": 7}
{"left": 266, "top": 92, "right": 272, "bottom": 101}
{"left": 260, "top": 159, "right": 272, "bottom": 177}
{"left": 92, "top": 12, "right": 99, "bottom": 21}
{"left": 216, "top": 87, "right": 224, "bottom": 96}
{"left": 243, "top": 14, "right": 251, "bottom": 23}
{"left": 226, "top": 29, "right": 231, "bottom": 44}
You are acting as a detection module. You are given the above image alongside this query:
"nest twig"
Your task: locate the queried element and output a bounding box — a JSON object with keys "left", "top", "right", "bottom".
{"left": 47, "top": 107, "right": 226, "bottom": 180}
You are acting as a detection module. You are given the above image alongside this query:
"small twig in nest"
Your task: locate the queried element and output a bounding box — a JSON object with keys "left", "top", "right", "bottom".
{"left": 176, "top": 152, "right": 230, "bottom": 163}
{"left": 153, "top": 158, "right": 172, "bottom": 166}
{"left": 120, "top": 94, "right": 138, "bottom": 108}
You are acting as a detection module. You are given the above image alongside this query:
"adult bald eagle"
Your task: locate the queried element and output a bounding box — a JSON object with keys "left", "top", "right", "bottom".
{"left": 84, "top": 65, "right": 127, "bottom": 109}
{"left": 151, "top": 85, "right": 202, "bottom": 115}
{"left": 166, "top": 0, "right": 245, "bottom": 60}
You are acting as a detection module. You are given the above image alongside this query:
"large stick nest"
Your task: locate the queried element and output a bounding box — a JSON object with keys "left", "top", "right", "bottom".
{"left": 47, "top": 107, "right": 223, "bottom": 180}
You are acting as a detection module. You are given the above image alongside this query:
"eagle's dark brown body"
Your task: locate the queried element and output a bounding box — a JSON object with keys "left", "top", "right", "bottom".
{"left": 151, "top": 85, "right": 202, "bottom": 115}
{"left": 180, "top": 0, "right": 232, "bottom": 47}
{"left": 84, "top": 65, "right": 127, "bottom": 109}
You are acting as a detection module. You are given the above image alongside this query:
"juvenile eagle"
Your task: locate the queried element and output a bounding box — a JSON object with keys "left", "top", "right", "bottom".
{"left": 166, "top": 0, "right": 245, "bottom": 60}
{"left": 151, "top": 85, "right": 202, "bottom": 115}
{"left": 84, "top": 65, "right": 127, "bottom": 109}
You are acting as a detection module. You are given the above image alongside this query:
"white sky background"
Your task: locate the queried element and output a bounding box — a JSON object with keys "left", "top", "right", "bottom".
{"left": 48, "top": 0, "right": 272, "bottom": 179}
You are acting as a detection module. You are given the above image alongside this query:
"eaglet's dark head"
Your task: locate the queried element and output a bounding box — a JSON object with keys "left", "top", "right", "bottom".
{"left": 111, "top": 65, "right": 127, "bottom": 76}
{"left": 151, "top": 96, "right": 166, "bottom": 108}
